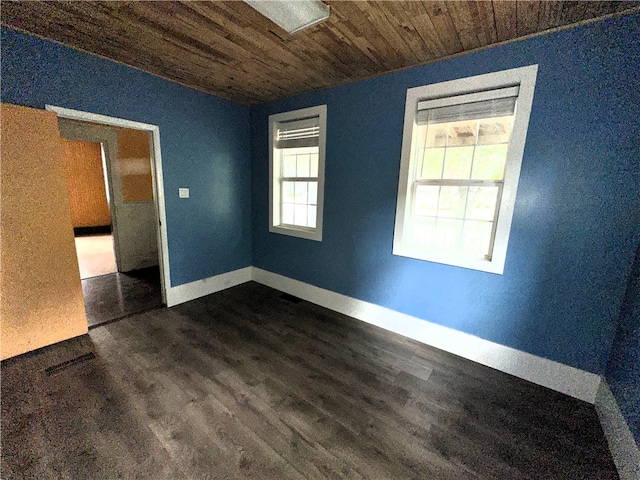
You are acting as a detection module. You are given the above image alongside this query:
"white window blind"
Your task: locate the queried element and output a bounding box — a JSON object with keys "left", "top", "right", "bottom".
{"left": 417, "top": 86, "right": 519, "bottom": 125}
{"left": 276, "top": 117, "right": 320, "bottom": 149}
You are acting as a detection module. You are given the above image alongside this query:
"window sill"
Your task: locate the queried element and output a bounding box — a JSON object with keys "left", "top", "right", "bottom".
{"left": 270, "top": 224, "right": 322, "bottom": 242}
{"left": 392, "top": 245, "right": 504, "bottom": 274}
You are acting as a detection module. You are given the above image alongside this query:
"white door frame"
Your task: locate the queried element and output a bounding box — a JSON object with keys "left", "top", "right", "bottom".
{"left": 46, "top": 104, "right": 170, "bottom": 304}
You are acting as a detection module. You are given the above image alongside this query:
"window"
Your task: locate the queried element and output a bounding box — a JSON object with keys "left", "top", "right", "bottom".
{"left": 269, "top": 105, "right": 326, "bottom": 241}
{"left": 393, "top": 65, "right": 538, "bottom": 274}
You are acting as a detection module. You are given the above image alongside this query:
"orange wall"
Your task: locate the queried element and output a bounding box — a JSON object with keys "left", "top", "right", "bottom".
{"left": 118, "top": 128, "right": 153, "bottom": 202}
{"left": 60, "top": 139, "right": 111, "bottom": 228}
{"left": 1, "top": 104, "right": 88, "bottom": 360}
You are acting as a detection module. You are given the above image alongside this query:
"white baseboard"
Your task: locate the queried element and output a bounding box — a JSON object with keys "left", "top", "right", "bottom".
{"left": 163, "top": 266, "right": 602, "bottom": 403}
{"left": 251, "top": 267, "right": 601, "bottom": 403}
{"left": 165, "top": 265, "right": 633, "bottom": 475}
{"left": 595, "top": 381, "right": 640, "bottom": 480}
{"left": 166, "top": 266, "right": 252, "bottom": 307}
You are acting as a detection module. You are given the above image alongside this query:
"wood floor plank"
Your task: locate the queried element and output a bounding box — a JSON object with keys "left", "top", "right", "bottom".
{"left": 208, "top": 368, "right": 365, "bottom": 480}
{"left": 1, "top": 282, "right": 619, "bottom": 479}
{"left": 172, "top": 295, "right": 445, "bottom": 449}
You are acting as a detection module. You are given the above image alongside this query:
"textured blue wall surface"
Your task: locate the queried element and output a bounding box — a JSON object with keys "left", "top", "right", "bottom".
{"left": 606, "top": 243, "right": 640, "bottom": 446}
{"left": 251, "top": 14, "right": 640, "bottom": 374}
{"left": 2, "top": 16, "right": 639, "bottom": 377}
{"left": 1, "top": 27, "right": 252, "bottom": 287}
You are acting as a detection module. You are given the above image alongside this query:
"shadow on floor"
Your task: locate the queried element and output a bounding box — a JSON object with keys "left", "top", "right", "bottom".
{"left": 82, "top": 266, "right": 163, "bottom": 328}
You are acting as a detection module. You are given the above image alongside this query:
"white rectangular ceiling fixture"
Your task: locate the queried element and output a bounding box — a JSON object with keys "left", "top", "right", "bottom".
{"left": 243, "top": 0, "right": 330, "bottom": 34}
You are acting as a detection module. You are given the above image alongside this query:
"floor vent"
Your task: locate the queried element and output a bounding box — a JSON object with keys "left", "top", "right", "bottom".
{"left": 280, "top": 293, "right": 303, "bottom": 304}
{"left": 45, "top": 352, "right": 96, "bottom": 376}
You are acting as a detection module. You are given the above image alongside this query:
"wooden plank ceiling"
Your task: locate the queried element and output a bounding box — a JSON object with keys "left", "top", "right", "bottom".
{"left": 2, "top": 1, "right": 638, "bottom": 105}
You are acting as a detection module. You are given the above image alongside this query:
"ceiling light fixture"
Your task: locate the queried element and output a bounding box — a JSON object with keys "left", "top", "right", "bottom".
{"left": 243, "top": 0, "right": 330, "bottom": 34}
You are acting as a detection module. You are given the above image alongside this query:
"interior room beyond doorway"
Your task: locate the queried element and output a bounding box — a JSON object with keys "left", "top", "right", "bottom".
{"left": 58, "top": 118, "right": 164, "bottom": 328}
{"left": 74, "top": 234, "right": 117, "bottom": 279}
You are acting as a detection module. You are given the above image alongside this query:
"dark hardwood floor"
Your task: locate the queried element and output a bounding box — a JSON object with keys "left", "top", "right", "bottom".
{"left": 1, "top": 281, "right": 618, "bottom": 479}
{"left": 82, "top": 266, "right": 163, "bottom": 327}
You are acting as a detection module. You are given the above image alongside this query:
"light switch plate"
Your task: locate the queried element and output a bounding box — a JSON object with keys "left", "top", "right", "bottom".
{"left": 179, "top": 188, "right": 189, "bottom": 198}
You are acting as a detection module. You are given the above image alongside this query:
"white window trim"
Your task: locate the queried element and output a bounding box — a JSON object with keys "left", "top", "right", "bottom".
{"left": 269, "top": 105, "right": 327, "bottom": 241}
{"left": 393, "top": 65, "right": 538, "bottom": 274}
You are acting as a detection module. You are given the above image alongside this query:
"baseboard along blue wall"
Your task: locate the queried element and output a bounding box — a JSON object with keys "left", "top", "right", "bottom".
{"left": 250, "top": 14, "right": 640, "bottom": 375}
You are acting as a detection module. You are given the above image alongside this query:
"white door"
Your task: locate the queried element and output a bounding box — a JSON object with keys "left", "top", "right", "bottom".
{"left": 57, "top": 119, "right": 159, "bottom": 273}
{"left": 107, "top": 128, "right": 159, "bottom": 272}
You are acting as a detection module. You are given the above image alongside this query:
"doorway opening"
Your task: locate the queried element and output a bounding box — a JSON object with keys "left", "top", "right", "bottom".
{"left": 49, "top": 105, "right": 170, "bottom": 328}
{"left": 60, "top": 138, "right": 117, "bottom": 280}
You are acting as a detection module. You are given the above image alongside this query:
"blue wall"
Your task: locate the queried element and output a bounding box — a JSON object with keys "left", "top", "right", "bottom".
{"left": 1, "top": 27, "right": 252, "bottom": 287}
{"left": 606, "top": 243, "right": 640, "bottom": 446}
{"left": 2, "top": 16, "right": 639, "bottom": 377}
{"left": 251, "top": 14, "right": 640, "bottom": 374}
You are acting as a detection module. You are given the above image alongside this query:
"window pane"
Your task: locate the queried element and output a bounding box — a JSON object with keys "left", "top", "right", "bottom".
{"left": 308, "top": 181, "right": 318, "bottom": 205}
{"left": 443, "top": 146, "right": 473, "bottom": 179}
{"left": 308, "top": 205, "right": 317, "bottom": 228}
{"left": 412, "top": 217, "right": 436, "bottom": 246}
{"left": 282, "top": 181, "right": 295, "bottom": 203}
{"left": 282, "top": 203, "right": 294, "bottom": 225}
{"left": 471, "top": 145, "right": 508, "bottom": 180}
{"left": 294, "top": 182, "right": 308, "bottom": 204}
{"left": 415, "top": 185, "right": 440, "bottom": 216}
{"left": 296, "top": 154, "right": 310, "bottom": 177}
{"left": 438, "top": 186, "right": 468, "bottom": 219}
{"left": 294, "top": 204, "right": 307, "bottom": 226}
{"left": 478, "top": 116, "right": 513, "bottom": 145}
{"left": 415, "top": 124, "right": 428, "bottom": 152}
{"left": 466, "top": 187, "right": 499, "bottom": 221}
{"left": 435, "top": 218, "right": 463, "bottom": 250}
{"left": 283, "top": 154, "right": 296, "bottom": 177}
{"left": 419, "top": 148, "right": 445, "bottom": 179}
{"left": 462, "top": 220, "right": 493, "bottom": 257}
{"left": 426, "top": 124, "right": 448, "bottom": 148}
{"left": 310, "top": 153, "right": 319, "bottom": 177}
{"left": 447, "top": 120, "right": 477, "bottom": 146}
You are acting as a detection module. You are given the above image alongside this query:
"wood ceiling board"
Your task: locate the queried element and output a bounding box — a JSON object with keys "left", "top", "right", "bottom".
{"left": 445, "top": 1, "right": 485, "bottom": 51}
{"left": 493, "top": 1, "right": 518, "bottom": 43}
{"left": 516, "top": 1, "right": 542, "bottom": 37}
{"left": 376, "top": 1, "right": 435, "bottom": 63}
{"left": 473, "top": 1, "right": 498, "bottom": 46}
{"left": 537, "top": 1, "right": 565, "bottom": 32}
{"left": 2, "top": 1, "right": 639, "bottom": 105}
{"left": 418, "top": 1, "right": 466, "bottom": 55}
{"left": 400, "top": 1, "right": 448, "bottom": 58}
{"left": 327, "top": 16, "right": 389, "bottom": 68}
{"left": 331, "top": 1, "right": 405, "bottom": 70}
{"left": 354, "top": 1, "right": 421, "bottom": 65}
